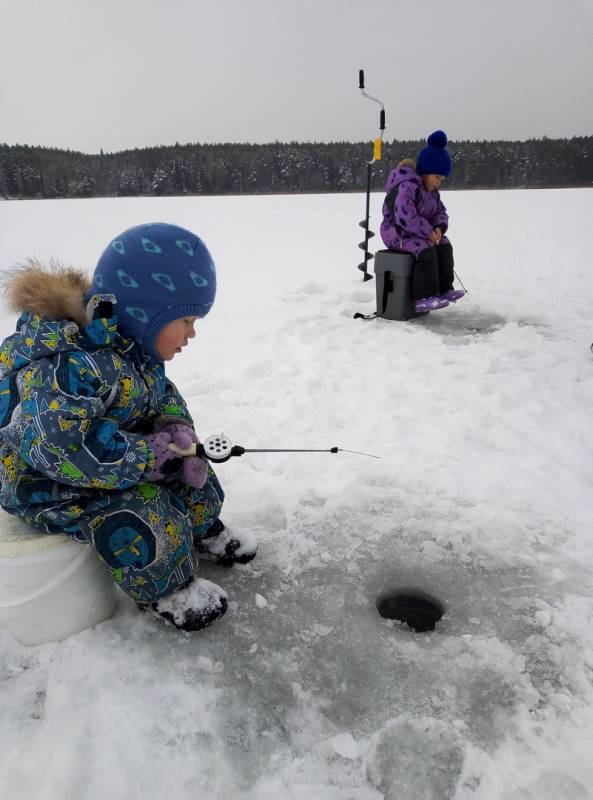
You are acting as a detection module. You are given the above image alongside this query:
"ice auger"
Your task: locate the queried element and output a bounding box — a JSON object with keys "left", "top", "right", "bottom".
{"left": 357, "top": 69, "right": 386, "bottom": 282}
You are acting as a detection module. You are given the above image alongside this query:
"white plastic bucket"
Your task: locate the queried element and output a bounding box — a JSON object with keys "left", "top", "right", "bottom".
{"left": 0, "top": 509, "right": 118, "bottom": 646}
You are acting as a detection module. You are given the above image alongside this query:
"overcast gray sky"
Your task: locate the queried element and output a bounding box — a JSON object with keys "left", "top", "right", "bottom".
{"left": 2, "top": 0, "right": 592, "bottom": 153}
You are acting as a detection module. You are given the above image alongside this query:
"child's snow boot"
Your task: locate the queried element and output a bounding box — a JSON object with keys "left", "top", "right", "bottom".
{"left": 415, "top": 295, "right": 449, "bottom": 313}
{"left": 148, "top": 577, "right": 228, "bottom": 631}
{"left": 440, "top": 289, "right": 465, "bottom": 303}
{"left": 196, "top": 519, "right": 258, "bottom": 568}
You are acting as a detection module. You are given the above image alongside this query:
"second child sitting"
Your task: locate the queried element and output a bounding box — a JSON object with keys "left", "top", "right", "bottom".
{"left": 380, "top": 130, "right": 465, "bottom": 313}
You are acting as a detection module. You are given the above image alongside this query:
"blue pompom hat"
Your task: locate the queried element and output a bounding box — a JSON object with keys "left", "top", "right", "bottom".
{"left": 416, "top": 130, "right": 452, "bottom": 177}
{"left": 91, "top": 222, "right": 216, "bottom": 361}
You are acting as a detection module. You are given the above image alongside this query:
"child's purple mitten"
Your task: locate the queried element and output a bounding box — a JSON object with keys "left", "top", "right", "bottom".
{"left": 144, "top": 432, "right": 183, "bottom": 482}
{"left": 150, "top": 421, "right": 206, "bottom": 487}
{"left": 181, "top": 456, "right": 209, "bottom": 489}
{"left": 157, "top": 422, "right": 198, "bottom": 452}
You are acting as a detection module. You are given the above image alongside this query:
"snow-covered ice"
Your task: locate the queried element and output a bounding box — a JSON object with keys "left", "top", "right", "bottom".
{"left": 1, "top": 188, "right": 593, "bottom": 799}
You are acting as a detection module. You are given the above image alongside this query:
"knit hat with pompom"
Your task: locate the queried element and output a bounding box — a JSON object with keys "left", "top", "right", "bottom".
{"left": 416, "top": 130, "right": 452, "bottom": 177}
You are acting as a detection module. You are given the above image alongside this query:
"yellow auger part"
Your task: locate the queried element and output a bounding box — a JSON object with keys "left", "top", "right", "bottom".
{"left": 373, "top": 138, "right": 382, "bottom": 161}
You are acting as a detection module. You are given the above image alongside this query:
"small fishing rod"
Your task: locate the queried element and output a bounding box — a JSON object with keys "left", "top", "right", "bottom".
{"left": 169, "top": 433, "right": 380, "bottom": 463}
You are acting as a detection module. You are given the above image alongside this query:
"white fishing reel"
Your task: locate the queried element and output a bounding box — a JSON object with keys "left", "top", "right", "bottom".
{"left": 201, "top": 433, "right": 240, "bottom": 463}
{"left": 167, "top": 432, "right": 242, "bottom": 463}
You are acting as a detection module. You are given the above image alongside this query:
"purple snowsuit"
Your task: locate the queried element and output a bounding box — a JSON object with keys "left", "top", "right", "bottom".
{"left": 380, "top": 165, "right": 450, "bottom": 255}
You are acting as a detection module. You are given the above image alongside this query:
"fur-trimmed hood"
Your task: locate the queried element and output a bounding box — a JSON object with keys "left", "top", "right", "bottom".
{"left": 0, "top": 263, "right": 129, "bottom": 381}
{"left": 397, "top": 157, "right": 417, "bottom": 171}
{"left": 3, "top": 262, "right": 92, "bottom": 328}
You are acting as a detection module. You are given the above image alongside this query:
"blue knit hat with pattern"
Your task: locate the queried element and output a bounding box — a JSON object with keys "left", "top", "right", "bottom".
{"left": 91, "top": 222, "right": 216, "bottom": 361}
{"left": 416, "top": 130, "right": 452, "bottom": 177}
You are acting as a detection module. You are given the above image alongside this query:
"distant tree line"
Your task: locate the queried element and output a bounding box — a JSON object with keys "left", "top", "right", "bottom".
{"left": 0, "top": 137, "right": 591, "bottom": 200}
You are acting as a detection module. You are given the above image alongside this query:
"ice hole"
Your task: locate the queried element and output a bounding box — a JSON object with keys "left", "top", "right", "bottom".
{"left": 376, "top": 588, "right": 445, "bottom": 633}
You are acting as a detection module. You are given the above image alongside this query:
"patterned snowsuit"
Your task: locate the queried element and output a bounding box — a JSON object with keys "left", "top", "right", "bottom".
{"left": 0, "top": 276, "right": 223, "bottom": 604}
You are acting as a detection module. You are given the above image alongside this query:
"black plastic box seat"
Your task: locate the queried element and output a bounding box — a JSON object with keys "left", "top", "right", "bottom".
{"left": 373, "top": 249, "right": 426, "bottom": 320}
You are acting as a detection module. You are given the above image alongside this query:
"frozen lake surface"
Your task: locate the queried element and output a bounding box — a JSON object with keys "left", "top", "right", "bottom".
{"left": 1, "top": 188, "right": 593, "bottom": 799}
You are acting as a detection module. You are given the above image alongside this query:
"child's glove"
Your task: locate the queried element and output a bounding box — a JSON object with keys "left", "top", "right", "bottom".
{"left": 151, "top": 422, "right": 209, "bottom": 490}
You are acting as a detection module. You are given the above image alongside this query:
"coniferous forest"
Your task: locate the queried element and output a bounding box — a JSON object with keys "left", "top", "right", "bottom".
{"left": 0, "top": 137, "right": 591, "bottom": 200}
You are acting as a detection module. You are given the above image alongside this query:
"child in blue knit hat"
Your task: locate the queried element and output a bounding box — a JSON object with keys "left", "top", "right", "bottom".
{"left": 0, "top": 222, "right": 257, "bottom": 632}
{"left": 380, "top": 131, "right": 465, "bottom": 313}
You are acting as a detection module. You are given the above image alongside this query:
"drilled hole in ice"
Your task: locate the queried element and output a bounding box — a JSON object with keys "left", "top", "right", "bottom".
{"left": 376, "top": 589, "right": 444, "bottom": 633}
